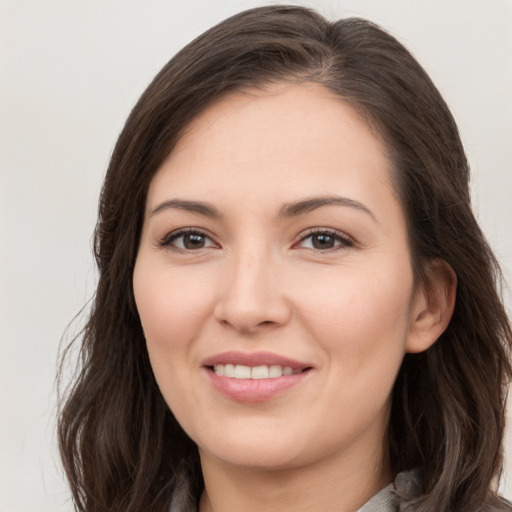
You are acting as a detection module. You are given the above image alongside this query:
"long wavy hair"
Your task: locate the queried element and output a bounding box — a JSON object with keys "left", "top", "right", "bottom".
{"left": 58, "top": 5, "right": 512, "bottom": 512}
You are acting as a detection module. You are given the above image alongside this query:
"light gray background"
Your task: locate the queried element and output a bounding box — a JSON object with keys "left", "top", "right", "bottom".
{"left": 1, "top": 1, "right": 511, "bottom": 510}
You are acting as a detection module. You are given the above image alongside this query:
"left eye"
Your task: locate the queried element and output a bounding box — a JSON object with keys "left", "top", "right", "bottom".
{"left": 161, "top": 230, "right": 217, "bottom": 250}
{"left": 297, "top": 231, "right": 353, "bottom": 251}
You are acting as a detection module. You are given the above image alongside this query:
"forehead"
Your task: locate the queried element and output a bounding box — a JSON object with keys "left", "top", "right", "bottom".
{"left": 147, "top": 82, "right": 398, "bottom": 218}
{"left": 170, "top": 81, "right": 387, "bottom": 164}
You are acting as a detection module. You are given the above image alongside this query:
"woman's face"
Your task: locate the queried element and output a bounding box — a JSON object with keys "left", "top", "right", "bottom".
{"left": 133, "top": 83, "right": 427, "bottom": 472}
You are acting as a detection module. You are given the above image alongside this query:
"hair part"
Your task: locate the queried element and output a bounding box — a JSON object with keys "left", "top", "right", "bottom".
{"left": 58, "top": 5, "right": 512, "bottom": 511}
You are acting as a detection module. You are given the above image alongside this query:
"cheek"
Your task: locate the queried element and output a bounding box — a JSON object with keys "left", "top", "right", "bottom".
{"left": 132, "top": 259, "right": 217, "bottom": 423}
{"left": 293, "top": 263, "right": 413, "bottom": 374}
{"left": 132, "top": 260, "right": 215, "bottom": 366}
{"left": 297, "top": 267, "right": 413, "bottom": 437}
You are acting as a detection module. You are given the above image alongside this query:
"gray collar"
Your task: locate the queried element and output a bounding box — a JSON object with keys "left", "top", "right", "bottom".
{"left": 357, "top": 469, "right": 423, "bottom": 512}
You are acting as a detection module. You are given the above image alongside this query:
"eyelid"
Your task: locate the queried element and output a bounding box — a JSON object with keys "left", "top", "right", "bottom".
{"left": 293, "top": 227, "right": 355, "bottom": 251}
{"left": 155, "top": 226, "right": 354, "bottom": 252}
{"left": 157, "top": 227, "right": 220, "bottom": 250}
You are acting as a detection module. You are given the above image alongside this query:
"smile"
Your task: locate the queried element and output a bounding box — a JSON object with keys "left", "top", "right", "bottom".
{"left": 213, "top": 364, "right": 302, "bottom": 379}
{"left": 202, "top": 352, "right": 312, "bottom": 402}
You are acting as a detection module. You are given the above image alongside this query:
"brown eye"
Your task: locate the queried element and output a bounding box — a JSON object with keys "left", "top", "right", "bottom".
{"left": 310, "top": 233, "right": 336, "bottom": 250}
{"left": 161, "top": 229, "right": 217, "bottom": 250}
{"left": 297, "top": 229, "right": 353, "bottom": 251}
{"left": 182, "top": 233, "right": 207, "bottom": 249}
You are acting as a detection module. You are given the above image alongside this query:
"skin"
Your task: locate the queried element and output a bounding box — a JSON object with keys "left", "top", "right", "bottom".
{"left": 133, "top": 83, "right": 453, "bottom": 512}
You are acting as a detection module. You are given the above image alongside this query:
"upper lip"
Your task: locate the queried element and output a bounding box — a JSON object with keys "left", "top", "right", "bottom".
{"left": 201, "top": 351, "right": 311, "bottom": 370}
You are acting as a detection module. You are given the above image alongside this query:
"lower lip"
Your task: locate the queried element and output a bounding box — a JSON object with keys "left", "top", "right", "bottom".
{"left": 205, "top": 368, "right": 310, "bottom": 403}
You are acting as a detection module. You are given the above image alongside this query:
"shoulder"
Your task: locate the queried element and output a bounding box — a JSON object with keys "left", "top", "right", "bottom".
{"left": 357, "top": 470, "right": 422, "bottom": 512}
{"left": 392, "top": 469, "right": 512, "bottom": 512}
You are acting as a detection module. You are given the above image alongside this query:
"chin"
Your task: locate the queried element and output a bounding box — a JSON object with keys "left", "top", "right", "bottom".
{"left": 198, "top": 431, "right": 312, "bottom": 470}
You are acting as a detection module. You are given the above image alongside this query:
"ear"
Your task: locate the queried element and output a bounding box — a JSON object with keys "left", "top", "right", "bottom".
{"left": 405, "top": 259, "right": 457, "bottom": 354}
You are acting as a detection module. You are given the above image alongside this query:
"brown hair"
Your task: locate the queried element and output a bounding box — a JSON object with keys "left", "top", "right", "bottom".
{"left": 58, "top": 5, "right": 512, "bottom": 511}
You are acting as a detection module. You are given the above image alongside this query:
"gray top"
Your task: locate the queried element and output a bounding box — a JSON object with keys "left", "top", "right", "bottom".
{"left": 169, "top": 469, "right": 423, "bottom": 512}
{"left": 357, "top": 470, "right": 423, "bottom": 512}
{"left": 357, "top": 482, "right": 396, "bottom": 512}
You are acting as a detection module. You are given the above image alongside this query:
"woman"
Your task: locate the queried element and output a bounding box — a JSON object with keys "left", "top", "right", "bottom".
{"left": 58, "top": 5, "right": 512, "bottom": 511}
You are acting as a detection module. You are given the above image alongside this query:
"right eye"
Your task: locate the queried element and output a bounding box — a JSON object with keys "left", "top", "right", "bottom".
{"left": 159, "top": 229, "right": 218, "bottom": 251}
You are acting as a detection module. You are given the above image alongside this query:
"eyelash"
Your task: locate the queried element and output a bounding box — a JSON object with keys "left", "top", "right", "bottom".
{"left": 157, "top": 228, "right": 217, "bottom": 251}
{"left": 295, "top": 228, "right": 354, "bottom": 252}
{"left": 157, "top": 227, "right": 354, "bottom": 252}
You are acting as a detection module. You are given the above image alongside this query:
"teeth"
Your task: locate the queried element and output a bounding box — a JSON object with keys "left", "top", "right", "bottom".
{"left": 213, "top": 364, "right": 301, "bottom": 379}
{"left": 269, "top": 365, "right": 282, "bottom": 378}
{"left": 251, "top": 365, "right": 269, "bottom": 379}
{"left": 234, "top": 364, "right": 251, "bottom": 379}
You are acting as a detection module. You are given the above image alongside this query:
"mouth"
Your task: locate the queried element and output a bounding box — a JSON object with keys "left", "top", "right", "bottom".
{"left": 210, "top": 364, "right": 304, "bottom": 379}
{"left": 202, "top": 352, "right": 313, "bottom": 402}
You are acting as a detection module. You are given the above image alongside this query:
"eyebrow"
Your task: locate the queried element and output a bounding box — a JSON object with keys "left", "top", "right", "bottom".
{"left": 150, "top": 199, "right": 222, "bottom": 219}
{"left": 277, "top": 195, "right": 376, "bottom": 222}
{"left": 149, "top": 195, "right": 376, "bottom": 222}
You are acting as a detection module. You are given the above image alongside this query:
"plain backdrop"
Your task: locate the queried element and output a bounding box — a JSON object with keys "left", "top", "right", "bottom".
{"left": 1, "top": 1, "right": 511, "bottom": 510}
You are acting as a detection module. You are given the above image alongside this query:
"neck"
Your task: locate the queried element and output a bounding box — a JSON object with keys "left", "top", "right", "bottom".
{"left": 198, "top": 442, "right": 391, "bottom": 512}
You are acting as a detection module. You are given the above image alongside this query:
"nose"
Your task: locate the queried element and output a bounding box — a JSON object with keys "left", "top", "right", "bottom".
{"left": 213, "top": 248, "right": 292, "bottom": 335}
